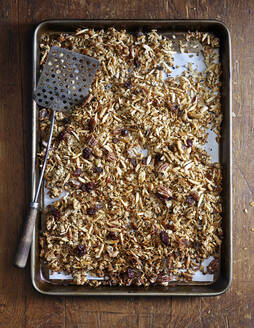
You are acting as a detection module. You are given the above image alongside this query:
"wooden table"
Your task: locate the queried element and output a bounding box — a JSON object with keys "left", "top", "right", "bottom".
{"left": 1, "top": 1, "right": 253, "bottom": 327}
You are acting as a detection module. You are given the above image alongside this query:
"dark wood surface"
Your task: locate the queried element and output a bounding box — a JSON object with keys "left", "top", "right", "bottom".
{"left": 0, "top": 1, "right": 253, "bottom": 327}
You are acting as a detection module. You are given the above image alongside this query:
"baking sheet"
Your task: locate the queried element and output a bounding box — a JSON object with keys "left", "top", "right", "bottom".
{"left": 45, "top": 49, "right": 219, "bottom": 283}
{"left": 32, "top": 19, "right": 232, "bottom": 296}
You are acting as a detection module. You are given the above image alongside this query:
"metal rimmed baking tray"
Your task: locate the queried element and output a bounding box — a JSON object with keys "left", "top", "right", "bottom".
{"left": 31, "top": 19, "right": 232, "bottom": 296}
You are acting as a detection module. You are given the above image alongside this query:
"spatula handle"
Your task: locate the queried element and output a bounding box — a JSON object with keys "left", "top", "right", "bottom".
{"left": 14, "top": 202, "right": 39, "bottom": 268}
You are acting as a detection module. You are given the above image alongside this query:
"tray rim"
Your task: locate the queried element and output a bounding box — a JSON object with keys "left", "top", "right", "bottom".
{"left": 31, "top": 19, "right": 232, "bottom": 296}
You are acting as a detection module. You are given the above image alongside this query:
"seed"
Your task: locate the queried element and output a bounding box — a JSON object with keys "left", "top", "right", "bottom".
{"left": 160, "top": 231, "right": 170, "bottom": 246}
{"left": 121, "top": 128, "right": 129, "bottom": 136}
{"left": 82, "top": 147, "right": 91, "bottom": 159}
{"left": 87, "top": 207, "right": 97, "bottom": 216}
{"left": 75, "top": 244, "right": 87, "bottom": 257}
{"left": 107, "top": 231, "right": 118, "bottom": 240}
{"left": 73, "top": 168, "right": 82, "bottom": 177}
{"left": 81, "top": 182, "right": 95, "bottom": 193}
{"left": 88, "top": 118, "right": 96, "bottom": 132}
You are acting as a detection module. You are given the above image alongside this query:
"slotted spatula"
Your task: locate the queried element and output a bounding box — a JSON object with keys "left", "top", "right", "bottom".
{"left": 14, "top": 46, "right": 99, "bottom": 268}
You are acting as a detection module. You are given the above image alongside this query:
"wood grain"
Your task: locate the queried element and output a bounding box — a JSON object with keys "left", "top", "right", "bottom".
{"left": 1, "top": 0, "right": 254, "bottom": 327}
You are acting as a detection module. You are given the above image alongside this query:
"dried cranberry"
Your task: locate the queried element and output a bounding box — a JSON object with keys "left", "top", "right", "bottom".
{"left": 141, "top": 157, "right": 147, "bottom": 165}
{"left": 73, "top": 168, "right": 82, "bottom": 177}
{"left": 186, "top": 139, "right": 193, "bottom": 147}
{"left": 124, "top": 80, "right": 132, "bottom": 89}
{"left": 186, "top": 195, "right": 195, "bottom": 205}
{"left": 127, "top": 268, "right": 135, "bottom": 279}
{"left": 112, "top": 137, "right": 119, "bottom": 144}
{"left": 95, "top": 166, "right": 103, "bottom": 173}
{"left": 133, "top": 58, "right": 140, "bottom": 68}
{"left": 169, "top": 104, "right": 179, "bottom": 111}
{"left": 62, "top": 117, "right": 71, "bottom": 125}
{"left": 136, "top": 29, "right": 144, "bottom": 38}
{"left": 207, "top": 258, "right": 219, "bottom": 274}
{"left": 156, "top": 65, "right": 163, "bottom": 70}
{"left": 50, "top": 206, "right": 61, "bottom": 218}
{"left": 75, "top": 244, "right": 86, "bottom": 257}
{"left": 155, "top": 153, "right": 163, "bottom": 163}
{"left": 82, "top": 147, "right": 91, "bottom": 160}
{"left": 191, "top": 192, "right": 199, "bottom": 202}
{"left": 87, "top": 207, "right": 97, "bottom": 216}
{"left": 81, "top": 182, "right": 95, "bottom": 193}
{"left": 121, "top": 128, "right": 129, "bottom": 136}
{"left": 160, "top": 231, "right": 170, "bottom": 246}
{"left": 178, "top": 110, "right": 184, "bottom": 117}
{"left": 56, "top": 129, "right": 67, "bottom": 142}
{"left": 107, "top": 231, "right": 118, "bottom": 240}
{"left": 193, "top": 241, "right": 201, "bottom": 249}
{"left": 168, "top": 145, "right": 175, "bottom": 152}
{"left": 177, "top": 238, "right": 190, "bottom": 248}
{"left": 153, "top": 99, "right": 159, "bottom": 106}
{"left": 88, "top": 118, "right": 96, "bottom": 132}
{"left": 130, "top": 158, "right": 137, "bottom": 167}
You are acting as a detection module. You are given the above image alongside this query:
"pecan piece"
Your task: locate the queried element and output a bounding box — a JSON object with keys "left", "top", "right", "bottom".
{"left": 207, "top": 259, "right": 219, "bottom": 274}
{"left": 82, "top": 147, "right": 92, "bottom": 160}
{"left": 87, "top": 135, "right": 97, "bottom": 148}
{"left": 156, "top": 186, "right": 172, "bottom": 201}
{"left": 107, "top": 152, "right": 116, "bottom": 162}
{"left": 81, "top": 182, "right": 96, "bottom": 193}
{"left": 156, "top": 274, "right": 173, "bottom": 285}
{"left": 88, "top": 118, "right": 96, "bottom": 132}
{"left": 160, "top": 231, "right": 170, "bottom": 246}
{"left": 82, "top": 94, "right": 93, "bottom": 107}
{"left": 75, "top": 244, "right": 87, "bottom": 257}
{"left": 157, "top": 162, "right": 169, "bottom": 173}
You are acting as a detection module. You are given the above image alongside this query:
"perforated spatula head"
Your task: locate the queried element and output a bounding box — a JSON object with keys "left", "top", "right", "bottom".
{"left": 34, "top": 46, "right": 100, "bottom": 111}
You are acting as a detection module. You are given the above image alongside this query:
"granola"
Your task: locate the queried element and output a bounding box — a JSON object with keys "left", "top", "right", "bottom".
{"left": 39, "top": 28, "right": 223, "bottom": 286}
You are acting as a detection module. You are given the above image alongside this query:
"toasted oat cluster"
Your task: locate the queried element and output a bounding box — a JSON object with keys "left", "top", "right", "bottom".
{"left": 39, "top": 28, "right": 223, "bottom": 286}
